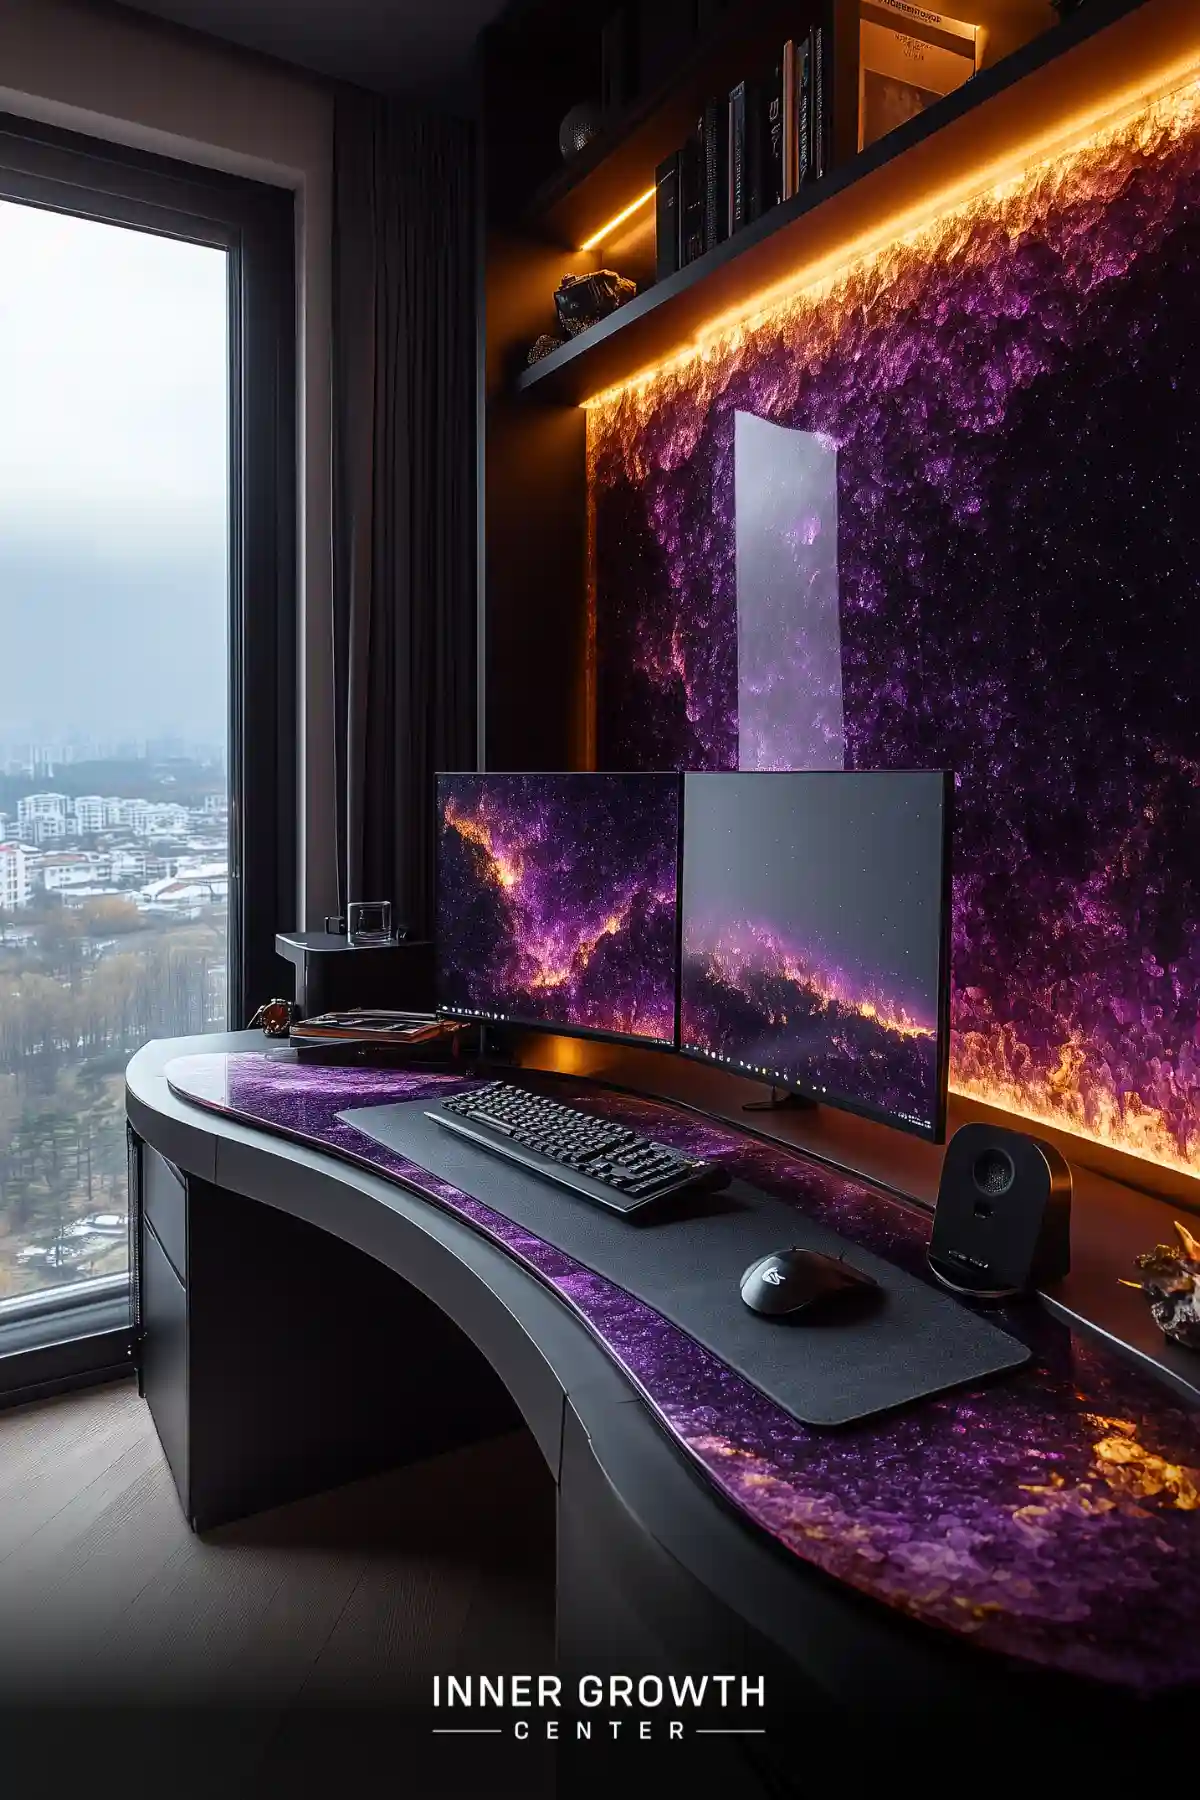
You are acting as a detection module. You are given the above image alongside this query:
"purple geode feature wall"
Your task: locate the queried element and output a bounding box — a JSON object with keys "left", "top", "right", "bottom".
{"left": 589, "top": 84, "right": 1200, "bottom": 1177}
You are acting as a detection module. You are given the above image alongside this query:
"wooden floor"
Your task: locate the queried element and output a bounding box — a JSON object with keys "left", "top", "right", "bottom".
{"left": 0, "top": 1377, "right": 557, "bottom": 1800}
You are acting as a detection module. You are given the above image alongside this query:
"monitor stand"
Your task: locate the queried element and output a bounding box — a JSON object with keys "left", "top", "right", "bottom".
{"left": 742, "top": 1086, "right": 817, "bottom": 1114}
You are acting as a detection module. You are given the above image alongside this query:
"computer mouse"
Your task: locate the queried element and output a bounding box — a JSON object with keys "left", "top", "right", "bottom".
{"left": 739, "top": 1247, "right": 881, "bottom": 1319}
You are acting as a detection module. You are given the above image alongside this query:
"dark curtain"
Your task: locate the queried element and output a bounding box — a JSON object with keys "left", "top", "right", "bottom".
{"left": 332, "top": 92, "right": 477, "bottom": 939}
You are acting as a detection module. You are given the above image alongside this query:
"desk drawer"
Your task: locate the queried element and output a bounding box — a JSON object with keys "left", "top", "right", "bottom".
{"left": 143, "top": 1146, "right": 187, "bottom": 1283}
{"left": 141, "top": 1215, "right": 188, "bottom": 1512}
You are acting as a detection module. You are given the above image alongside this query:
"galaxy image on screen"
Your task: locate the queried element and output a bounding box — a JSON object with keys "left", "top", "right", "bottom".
{"left": 436, "top": 773, "right": 681, "bottom": 1044}
{"left": 681, "top": 774, "right": 946, "bottom": 1132}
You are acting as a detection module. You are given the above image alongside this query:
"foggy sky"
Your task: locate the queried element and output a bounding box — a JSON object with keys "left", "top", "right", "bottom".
{"left": 0, "top": 198, "right": 229, "bottom": 742}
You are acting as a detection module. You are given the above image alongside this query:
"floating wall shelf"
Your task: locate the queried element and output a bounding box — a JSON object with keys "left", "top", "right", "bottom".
{"left": 515, "top": 0, "right": 1200, "bottom": 408}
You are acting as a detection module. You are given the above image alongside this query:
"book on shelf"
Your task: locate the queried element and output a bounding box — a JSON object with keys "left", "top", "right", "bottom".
{"left": 744, "top": 76, "right": 765, "bottom": 222}
{"left": 785, "top": 29, "right": 826, "bottom": 202}
{"left": 813, "top": 22, "right": 827, "bottom": 182}
{"left": 655, "top": 150, "right": 680, "bottom": 280}
{"left": 729, "top": 79, "right": 747, "bottom": 235}
{"left": 858, "top": 0, "right": 978, "bottom": 153}
{"left": 782, "top": 29, "right": 825, "bottom": 201}
{"left": 795, "top": 33, "right": 812, "bottom": 194}
{"left": 702, "top": 96, "right": 729, "bottom": 253}
{"left": 678, "top": 129, "right": 705, "bottom": 266}
{"left": 783, "top": 38, "right": 796, "bottom": 201}
{"left": 655, "top": 18, "right": 841, "bottom": 270}
{"left": 760, "top": 56, "right": 785, "bottom": 215}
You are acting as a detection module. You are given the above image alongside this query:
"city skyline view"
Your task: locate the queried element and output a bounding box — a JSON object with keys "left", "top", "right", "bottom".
{"left": 0, "top": 196, "right": 230, "bottom": 1303}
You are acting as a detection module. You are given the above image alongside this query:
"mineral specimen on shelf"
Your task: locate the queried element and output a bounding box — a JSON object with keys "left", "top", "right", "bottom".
{"left": 1129, "top": 1221, "right": 1200, "bottom": 1349}
{"left": 526, "top": 333, "right": 565, "bottom": 365}
{"left": 554, "top": 269, "right": 636, "bottom": 338}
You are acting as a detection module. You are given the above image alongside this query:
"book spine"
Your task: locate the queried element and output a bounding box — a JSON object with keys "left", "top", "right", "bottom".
{"left": 761, "top": 61, "right": 784, "bottom": 213}
{"left": 703, "top": 97, "right": 728, "bottom": 253}
{"left": 679, "top": 132, "right": 705, "bottom": 266}
{"left": 782, "top": 40, "right": 796, "bottom": 202}
{"left": 729, "top": 80, "right": 746, "bottom": 233}
{"left": 813, "top": 23, "right": 826, "bottom": 182}
{"left": 678, "top": 136, "right": 692, "bottom": 268}
{"left": 796, "top": 33, "right": 811, "bottom": 191}
{"left": 745, "top": 78, "right": 763, "bottom": 220}
{"left": 655, "top": 152, "right": 680, "bottom": 281}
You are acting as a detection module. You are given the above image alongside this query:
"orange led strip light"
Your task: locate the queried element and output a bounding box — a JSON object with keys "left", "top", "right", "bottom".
{"left": 578, "top": 185, "right": 656, "bottom": 252}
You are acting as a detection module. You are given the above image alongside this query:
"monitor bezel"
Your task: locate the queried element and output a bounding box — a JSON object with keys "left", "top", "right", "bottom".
{"left": 677, "top": 769, "right": 954, "bottom": 1146}
{"left": 433, "top": 769, "right": 685, "bottom": 1053}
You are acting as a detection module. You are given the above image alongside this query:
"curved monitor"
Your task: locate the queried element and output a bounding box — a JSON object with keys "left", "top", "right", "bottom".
{"left": 680, "top": 771, "right": 952, "bottom": 1141}
{"left": 436, "top": 771, "right": 683, "bottom": 1048}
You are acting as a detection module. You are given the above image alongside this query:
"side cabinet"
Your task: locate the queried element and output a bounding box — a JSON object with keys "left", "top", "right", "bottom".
{"left": 129, "top": 1131, "right": 520, "bottom": 1532}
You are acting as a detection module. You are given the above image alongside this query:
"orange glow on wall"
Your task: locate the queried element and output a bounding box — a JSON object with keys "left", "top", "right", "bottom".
{"left": 950, "top": 1045, "right": 1200, "bottom": 1182}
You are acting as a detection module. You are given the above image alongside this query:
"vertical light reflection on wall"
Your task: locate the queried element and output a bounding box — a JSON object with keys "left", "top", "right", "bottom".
{"left": 734, "top": 412, "right": 844, "bottom": 772}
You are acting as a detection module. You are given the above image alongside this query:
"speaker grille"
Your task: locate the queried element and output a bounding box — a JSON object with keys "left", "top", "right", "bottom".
{"left": 972, "top": 1148, "right": 1015, "bottom": 1197}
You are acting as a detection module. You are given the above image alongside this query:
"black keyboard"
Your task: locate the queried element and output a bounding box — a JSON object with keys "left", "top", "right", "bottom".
{"left": 425, "top": 1082, "right": 729, "bottom": 1216}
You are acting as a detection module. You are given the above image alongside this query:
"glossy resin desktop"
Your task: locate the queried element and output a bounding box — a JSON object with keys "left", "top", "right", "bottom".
{"left": 161, "top": 1048, "right": 1200, "bottom": 1694}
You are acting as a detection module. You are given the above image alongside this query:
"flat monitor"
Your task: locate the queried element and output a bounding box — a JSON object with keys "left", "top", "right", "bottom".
{"left": 436, "top": 771, "right": 682, "bottom": 1048}
{"left": 680, "top": 771, "right": 952, "bottom": 1141}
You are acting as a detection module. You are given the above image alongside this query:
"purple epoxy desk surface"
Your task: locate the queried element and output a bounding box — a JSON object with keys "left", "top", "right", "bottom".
{"left": 162, "top": 1050, "right": 1200, "bottom": 1693}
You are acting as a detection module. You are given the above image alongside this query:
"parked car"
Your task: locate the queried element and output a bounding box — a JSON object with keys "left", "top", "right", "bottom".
{"left": 77, "top": 1212, "right": 126, "bottom": 1238}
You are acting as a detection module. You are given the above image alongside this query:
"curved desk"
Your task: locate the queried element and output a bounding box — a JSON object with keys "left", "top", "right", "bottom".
{"left": 127, "top": 1032, "right": 1200, "bottom": 1762}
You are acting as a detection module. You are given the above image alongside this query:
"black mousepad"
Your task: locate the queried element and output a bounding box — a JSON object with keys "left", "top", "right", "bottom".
{"left": 338, "top": 1100, "right": 1030, "bottom": 1427}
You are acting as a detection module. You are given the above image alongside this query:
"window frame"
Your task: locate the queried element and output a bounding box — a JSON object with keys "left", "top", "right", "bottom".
{"left": 0, "top": 111, "right": 297, "bottom": 1399}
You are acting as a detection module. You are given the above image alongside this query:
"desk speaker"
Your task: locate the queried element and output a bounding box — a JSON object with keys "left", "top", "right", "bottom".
{"left": 928, "top": 1124, "right": 1072, "bottom": 1297}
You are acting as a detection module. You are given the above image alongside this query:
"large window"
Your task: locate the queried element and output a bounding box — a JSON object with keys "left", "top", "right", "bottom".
{"left": 0, "top": 114, "right": 295, "bottom": 1383}
{"left": 0, "top": 201, "right": 230, "bottom": 1305}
